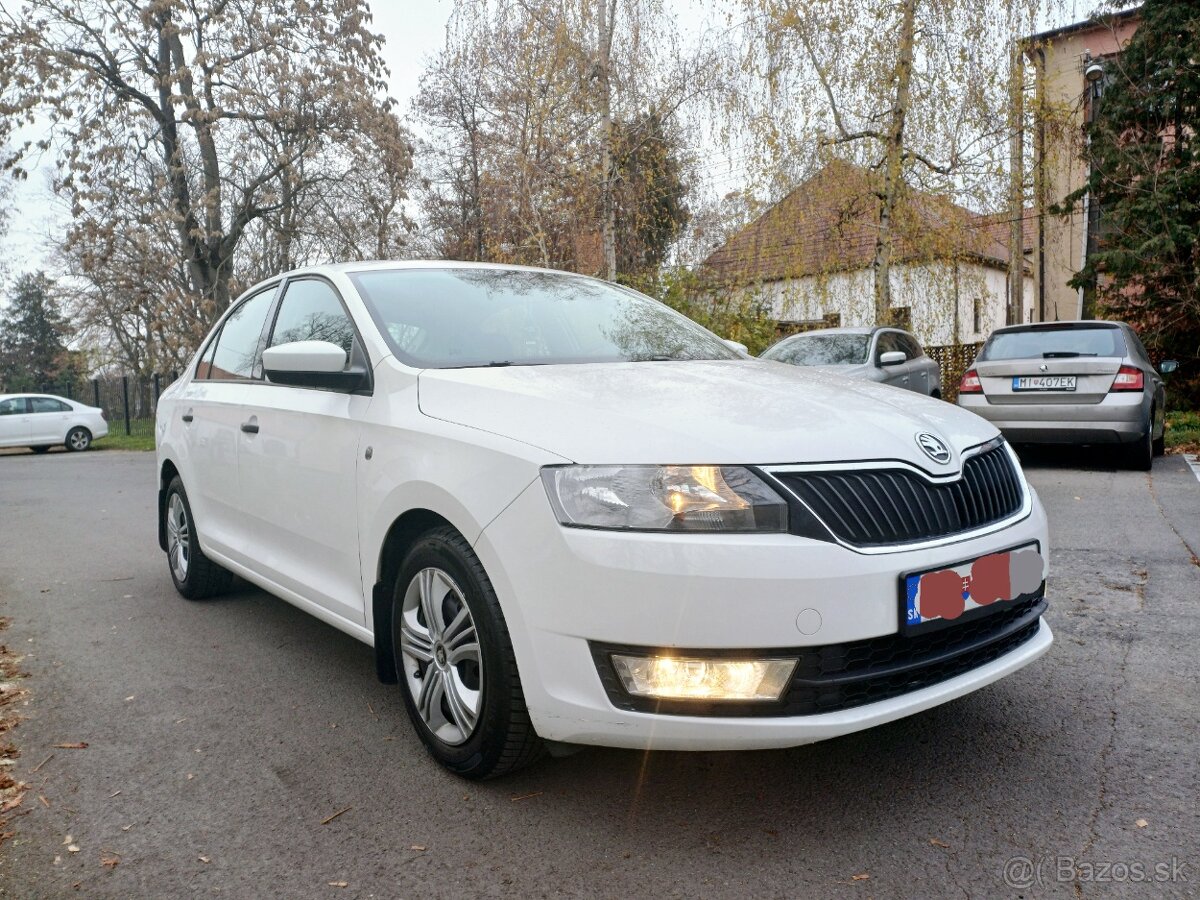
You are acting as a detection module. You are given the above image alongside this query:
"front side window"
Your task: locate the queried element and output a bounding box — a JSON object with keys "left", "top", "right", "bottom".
{"left": 761, "top": 333, "right": 870, "bottom": 366}
{"left": 270, "top": 279, "right": 355, "bottom": 357}
{"left": 900, "top": 334, "right": 925, "bottom": 359}
{"left": 349, "top": 268, "right": 738, "bottom": 368}
{"left": 981, "top": 325, "right": 1126, "bottom": 361}
{"left": 0, "top": 398, "right": 27, "bottom": 416}
{"left": 874, "top": 332, "right": 904, "bottom": 360}
{"left": 206, "top": 288, "right": 275, "bottom": 380}
{"left": 30, "top": 398, "right": 70, "bottom": 413}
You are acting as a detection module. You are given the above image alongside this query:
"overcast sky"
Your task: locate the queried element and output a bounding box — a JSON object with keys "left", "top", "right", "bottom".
{"left": 2, "top": 0, "right": 1103, "bottom": 285}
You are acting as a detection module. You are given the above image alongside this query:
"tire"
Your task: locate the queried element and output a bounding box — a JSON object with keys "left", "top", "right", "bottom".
{"left": 29, "top": 446, "right": 51, "bottom": 453}
{"left": 65, "top": 427, "right": 92, "bottom": 452}
{"left": 1125, "top": 418, "right": 1153, "bottom": 471}
{"left": 163, "top": 476, "right": 233, "bottom": 600}
{"left": 392, "top": 526, "right": 543, "bottom": 779}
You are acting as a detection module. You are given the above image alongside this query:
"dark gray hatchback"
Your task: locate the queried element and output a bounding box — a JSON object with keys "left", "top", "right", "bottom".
{"left": 956, "top": 320, "right": 1178, "bottom": 470}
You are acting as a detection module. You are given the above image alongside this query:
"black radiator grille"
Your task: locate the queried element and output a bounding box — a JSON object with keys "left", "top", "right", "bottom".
{"left": 775, "top": 444, "right": 1024, "bottom": 546}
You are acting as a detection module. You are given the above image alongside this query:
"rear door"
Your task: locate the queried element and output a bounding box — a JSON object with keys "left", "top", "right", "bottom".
{"left": 973, "top": 324, "right": 1127, "bottom": 406}
{"left": 28, "top": 397, "right": 72, "bottom": 443}
{"left": 899, "top": 333, "right": 936, "bottom": 395}
{"left": 174, "top": 287, "right": 277, "bottom": 561}
{"left": 0, "top": 397, "right": 31, "bottom": 447}
{"left": 236, "top": 277, "right": 371, "bottom": 625}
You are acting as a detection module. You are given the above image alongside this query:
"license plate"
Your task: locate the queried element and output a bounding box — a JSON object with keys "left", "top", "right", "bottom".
{"left": 1013, "top": 375, "right": 1076, "bottom": 391}
{"left": 902, "top": 544, "right": 1043, "bottom": 634}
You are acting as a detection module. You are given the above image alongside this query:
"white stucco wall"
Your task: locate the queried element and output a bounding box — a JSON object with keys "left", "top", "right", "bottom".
{"left": 731, "top": 262, "right": 1033, "bottom": 346}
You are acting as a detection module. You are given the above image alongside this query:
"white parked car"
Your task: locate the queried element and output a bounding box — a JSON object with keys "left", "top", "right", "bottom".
{"left": 760, "top": 327, "right": 945, "bottom": 397}
{"left": 0, "top": 393, "right": 108, "bottom": 452}
{"left": 156, "top": 262, "right": 1052, "bottom": 779}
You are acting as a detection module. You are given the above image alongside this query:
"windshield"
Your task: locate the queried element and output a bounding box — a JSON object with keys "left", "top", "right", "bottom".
{"left": 981, "top": 326, "right": 1126, "bottom": 360}
{"left": 761, "top": 334, "right": 870, "bottom": 366}
{"left": 349, "top": 268, "right": 739, "bottom": 368}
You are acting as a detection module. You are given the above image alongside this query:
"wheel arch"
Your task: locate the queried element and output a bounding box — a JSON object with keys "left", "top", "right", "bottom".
{"left": 371, "top": 508, "right": 460, "bottom": 684}
{"left": 157, "top": 459, "right": 181, "bottom": 552}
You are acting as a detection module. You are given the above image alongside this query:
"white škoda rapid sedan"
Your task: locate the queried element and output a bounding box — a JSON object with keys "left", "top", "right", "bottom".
{"left": 156, "top": 262, "right": 1052, "bottom": 778}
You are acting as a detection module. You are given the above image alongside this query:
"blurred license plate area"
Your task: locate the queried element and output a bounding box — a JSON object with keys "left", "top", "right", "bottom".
{"left": 902, "top": 544, "right": 1043, "bottom": 634}
{"left": 1013, "top": 375, "right": 1076, "bottom": 391}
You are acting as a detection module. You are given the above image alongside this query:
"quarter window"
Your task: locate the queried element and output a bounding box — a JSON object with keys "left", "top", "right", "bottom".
{"left": 269, "top": 279, "right": 355, "bottom": 357}
{"left": 207, "top": 289, "right": 275, "bottom": 380}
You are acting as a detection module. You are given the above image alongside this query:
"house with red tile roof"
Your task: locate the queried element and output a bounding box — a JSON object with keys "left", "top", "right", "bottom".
{"left": 700, "top": 162, "right": 1035, "bottom": 346}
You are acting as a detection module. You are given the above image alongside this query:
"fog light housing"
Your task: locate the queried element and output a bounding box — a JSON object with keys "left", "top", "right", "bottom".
{"left": 611, "top": 654, "right": 796, "bottom": 702}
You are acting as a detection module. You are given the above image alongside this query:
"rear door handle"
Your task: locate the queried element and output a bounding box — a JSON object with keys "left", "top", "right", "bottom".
{"left": 241, "top": 420, "right": 259, "bottom": 434}
{"left": 182, "top": 412, "right": 194, "bottom": 423}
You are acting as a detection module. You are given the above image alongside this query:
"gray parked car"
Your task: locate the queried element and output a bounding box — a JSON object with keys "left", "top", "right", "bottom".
{"left": 956, "top": 320, "right": 1178, "bottom": 470}
{"left": 759, "top": 327, "right": 943, "bottom": 397}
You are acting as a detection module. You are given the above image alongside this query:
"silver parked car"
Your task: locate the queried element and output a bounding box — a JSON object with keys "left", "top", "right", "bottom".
{"left": 956, "top": 320, "right": 1178, "bottom": 470}
{"left": 759, "top": 327, "right": 944, "bottom": 397}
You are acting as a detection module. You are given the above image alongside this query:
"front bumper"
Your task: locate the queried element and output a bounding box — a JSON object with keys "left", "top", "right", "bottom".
{"left": 957, "top": 392, "right": 1147, "bottom": 444}
{"left": 474, "top": 478, "right": 1052, "bottom": 751}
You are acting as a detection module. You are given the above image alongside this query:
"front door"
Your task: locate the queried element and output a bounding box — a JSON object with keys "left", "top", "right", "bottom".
{"left": 0, "top": 397, "right": 31, "bottom": 447}
{"left": 237, "top": 278, "right": 370, "bottom": 625}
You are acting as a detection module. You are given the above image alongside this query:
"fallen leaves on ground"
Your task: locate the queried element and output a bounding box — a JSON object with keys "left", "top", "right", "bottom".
{"left": 0, "top": 619, "right": 29, "bottom": 847}
{"left": 929, "top": 838, "right": 950, "bottom": 849}
{"left": 53, "top": 742, "right": 89, "bottom": 750}
{"left": 409, "top": 845, "right": 426, "bottom": 852}
{"left": 101, "top": 853, "right": 120, "bottom": 868}
{"left": 851, "top": 873, "right": 870, "bottom": 881}
{"left": 320, "top": 806, "right": 353, "bottom": 825}
{"left": 329, "top": 882, "right": 349, "bottom": 888}
{"left": 1136, "top": 818, "right": 1148, "bottom": 828}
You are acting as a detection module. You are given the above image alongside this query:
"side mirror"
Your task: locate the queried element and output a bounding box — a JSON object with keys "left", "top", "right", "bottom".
{"left": 723, "top": 339, "right": 750, "bottom": 356}
{"left": 262, "top": 340, "right": 368, "bottom": 392}
{"left": 879, "top": 350, "right": 907, "bottom": 367}
{"left": 1159, "top": 359, "right": 1179, "bottom": 375}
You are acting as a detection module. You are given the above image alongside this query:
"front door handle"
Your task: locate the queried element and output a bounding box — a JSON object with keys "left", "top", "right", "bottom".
{"left": 241, "top": 420, "right": 259, "bottom": 434}
{"left": 182, "top": 412, "right": 194, "bottom": 423}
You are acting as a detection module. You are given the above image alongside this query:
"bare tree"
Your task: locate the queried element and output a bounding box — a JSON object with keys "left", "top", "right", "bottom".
{"left": 0, "top": 0, "right": 414, "bottom": 371}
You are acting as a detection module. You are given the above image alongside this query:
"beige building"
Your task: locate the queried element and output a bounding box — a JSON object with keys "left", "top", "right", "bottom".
{"left": 1023, "top": 7, "right": 1141, "bottom": 322}
{"left": 702, "top": 162, "right": 1033, "bottom": 348}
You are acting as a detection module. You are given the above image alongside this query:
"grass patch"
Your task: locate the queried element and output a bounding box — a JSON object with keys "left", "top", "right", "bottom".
{"left": 1165, "top": 409, "right": 1200, "bottom": 454}
{"left": 95, "top": 433, "right": 155, "bottom": 452}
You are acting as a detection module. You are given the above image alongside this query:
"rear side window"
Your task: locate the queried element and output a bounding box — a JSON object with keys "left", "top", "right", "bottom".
{"left": 269, "top": 279, "right": 355, "bottom": 357}
{"left": 206, "top": 289, "right": 275, "bottom": 380}
{"left": 982, "top": 326, "right": 1126, "bottom": 361}
{"left": 30, "top": 398, "right": 70, "bottom": 413}
{"left": 0, "top": 398, "right": 27, "bottom": 416}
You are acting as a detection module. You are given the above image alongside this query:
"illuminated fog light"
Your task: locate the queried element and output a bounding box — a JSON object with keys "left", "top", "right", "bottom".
{"left": 611, "top": 654, "right": 796, "bottom": 702}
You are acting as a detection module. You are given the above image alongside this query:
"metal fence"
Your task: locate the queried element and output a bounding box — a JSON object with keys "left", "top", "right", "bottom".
{"left": 31, "top": 373, "right": 178, "bottom": 438}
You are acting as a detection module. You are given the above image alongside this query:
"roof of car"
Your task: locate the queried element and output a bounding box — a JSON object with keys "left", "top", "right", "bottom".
{"left": 992, "top": 319, "right": 1124, "bottom": 334}
{"left": 779, "top": 326, "right": 909, "bottom": 339}
{"left": 320, "top": 260, "right": 591, "bottom": 277}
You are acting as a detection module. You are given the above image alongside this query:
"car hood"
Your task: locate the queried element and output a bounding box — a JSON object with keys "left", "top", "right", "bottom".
{"left": 416, "top": 359, "right": 997, "bottom": 469}
{"left": 804, "top": 363, "right": 875, "bottom": 379}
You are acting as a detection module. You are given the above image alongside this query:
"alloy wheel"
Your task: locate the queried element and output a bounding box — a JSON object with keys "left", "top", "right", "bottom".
{"left": 399, "top": 567, "right": 483, "bottom": 746}
{"left": 166, "top": 493, "right": 190, "bottom": 582}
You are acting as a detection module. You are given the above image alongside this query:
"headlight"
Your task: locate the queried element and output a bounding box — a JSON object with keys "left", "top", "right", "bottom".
{"left": 540, "top": 465, "right": 787, "bottom": 532}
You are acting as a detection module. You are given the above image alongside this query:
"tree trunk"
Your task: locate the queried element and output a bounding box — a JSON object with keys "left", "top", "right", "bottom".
{"left": 597, "top": 0, "right": 617, "bottom": 281}
{"left": 1007, "top": 42, "right": 1025, "bottom": 326}
{"left": 872, "top": 0, "right": 917, "bottom": 325}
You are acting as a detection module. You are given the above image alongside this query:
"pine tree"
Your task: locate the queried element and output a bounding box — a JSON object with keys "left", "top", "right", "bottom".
{"left": 0, "top": 272, "right": 72, "bottom": 391}
{"left": 1062, "top": 0, "right": 1200, "bottom": 404}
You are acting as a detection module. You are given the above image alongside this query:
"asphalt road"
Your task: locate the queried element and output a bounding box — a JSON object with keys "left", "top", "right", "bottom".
{"left": 0, "top": 448, "right": 1197, "bottom": 898}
